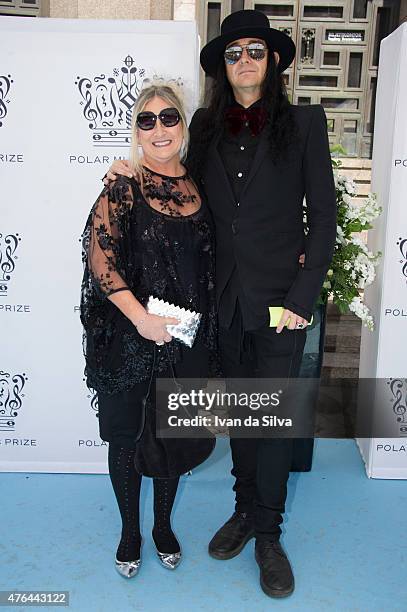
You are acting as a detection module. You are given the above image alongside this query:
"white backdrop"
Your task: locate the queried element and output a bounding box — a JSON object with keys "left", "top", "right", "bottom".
{"left": 357, "top": 22, "right": 407, "bottom": 479}
{"left": 0, "top": 16, "right": 200, "bottom": 473}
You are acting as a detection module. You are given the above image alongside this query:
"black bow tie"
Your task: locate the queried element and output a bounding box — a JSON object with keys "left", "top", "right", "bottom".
{"left": 225, "top": 106, "right": 268, "bottom": 136}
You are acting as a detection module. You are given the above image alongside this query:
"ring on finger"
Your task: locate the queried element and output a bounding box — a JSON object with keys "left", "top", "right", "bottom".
{"left": 156, "top": 340, "right": 164, "bottom": 346}
{"left": 296, "top": 322, "right": 305, "bottom": 329}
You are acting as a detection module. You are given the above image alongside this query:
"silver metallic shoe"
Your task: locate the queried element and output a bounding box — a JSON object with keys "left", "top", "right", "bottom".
{"left": 156, "top": 549, "right": 182, "bottom": 570}
{"left": 115, "top": 557, "right": 141, "bottom": 578}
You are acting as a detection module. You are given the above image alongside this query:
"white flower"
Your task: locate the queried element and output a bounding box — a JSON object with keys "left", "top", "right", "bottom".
{"left": 334, "top": 172, "right": 357, "bottom": 195}
{"left": 330, "top": 174, "right": 381, "bottom": 332}
{"left": 350, "top": 236, "right": 368, "bottom": 253}
{"left": 358, "top": 193, "right": 382, "bottom": 225}
{"left": 336, "top": 225, "right": 346, "bottom": 244}
{"left": 344, "top": 179, "right": 357, "bottom": 195}
{"left": 334, "top": 172, "right": 343, "bottom": 190}
{"left": 344, "top": 202, "right": 360, "bottom": 221}
{"left": 354, "top": 252, "right": 376, "bottom": 287}
{"left": 348, "top": 296, "right": 375, "bottom": 330}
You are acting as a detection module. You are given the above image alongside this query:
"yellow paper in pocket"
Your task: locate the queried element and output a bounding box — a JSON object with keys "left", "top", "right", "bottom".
{"left": 269, "top": 306, "right": 313, "bottom": 328}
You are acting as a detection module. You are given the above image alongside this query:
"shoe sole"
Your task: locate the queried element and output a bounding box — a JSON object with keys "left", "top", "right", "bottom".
{"left": 259, "top": 575, "right": 294, "bottom": 598}
{"left": 255, "top": 553, "right": 294, "bottom": 598}
{"left": 208, "top": 531, "right": 255, "bottom": 560}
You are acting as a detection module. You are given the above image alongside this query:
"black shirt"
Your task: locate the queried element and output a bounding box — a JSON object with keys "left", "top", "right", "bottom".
{"left": 217, "top": 99, "right": 269, "bottom": 331}
{"left": 218, "top": 99, "right": 264, "bottom": 202}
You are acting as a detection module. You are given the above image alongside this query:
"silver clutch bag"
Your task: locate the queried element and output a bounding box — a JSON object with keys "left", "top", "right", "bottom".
{"left": 146, "top": 296, "right": 201, "bottom": 348}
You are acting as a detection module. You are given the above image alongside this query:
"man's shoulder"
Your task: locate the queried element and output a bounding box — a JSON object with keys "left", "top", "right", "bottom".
{"left": 289, "top": 104, "right": 327, "bottom": 134}
{"left": 290, "top": 103, "right": 324, "bottom": 117}
{"left": 191, "top": 106, "right": 209, "bottom": 118}
{"left": 189, "top": 107, "right": 210, "bottom": 128}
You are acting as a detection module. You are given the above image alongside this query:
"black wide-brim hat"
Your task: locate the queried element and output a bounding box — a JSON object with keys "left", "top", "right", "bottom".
{"left": 200, "top": 9, "right": 296, "bottom": 78}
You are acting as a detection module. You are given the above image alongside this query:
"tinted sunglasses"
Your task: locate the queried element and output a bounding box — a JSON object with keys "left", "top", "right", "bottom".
{"left": 224, "top": 42, "right": 267, "bottom": 64}
{"left": 136, "top": 107, "right": 181, "bottom": 131}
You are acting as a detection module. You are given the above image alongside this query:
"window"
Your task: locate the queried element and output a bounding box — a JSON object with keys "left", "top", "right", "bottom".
{"left": 299, "top": 75, "right": 338, "bottom": 87}
{"left": 347, "top": 53, "right": 363, "bottom": 88}
{"left": 321, "top": 98, "right": 359, "bottom": 110}
{"left": 304, "top": 6, "right": 343, "bottom": 19}
{"left": 327, "top": 119, "right": 335, "bottom": 133}
{"left": 344, "top": 119, "right": 357, "bottom": 133}
{"left": 255, "top": 4, "right": 294, "bottom": 17}
{"left": 323, "top": 51, "right": 340, "bottom": 66}
{"left": 207, "top": 3, "right": 221, "bottom": 42}
{"left": 353, "top": 0, "right": 368, "bottom": 19}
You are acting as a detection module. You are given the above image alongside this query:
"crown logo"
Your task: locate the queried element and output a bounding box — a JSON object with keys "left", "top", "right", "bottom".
{"left": 0, "top": 371, "right": 28, "bottom": 432}
{"left": 75, "top": 55, "right": 146, "bottom": 147}
{"left": 396, "top": 237, "right": 407, "bottom": 284}
{"left": 0, "top": 74, "right": 13, "bottom": 128}
{"left": 0, "top": 233, "right": 21, "bottom": 298}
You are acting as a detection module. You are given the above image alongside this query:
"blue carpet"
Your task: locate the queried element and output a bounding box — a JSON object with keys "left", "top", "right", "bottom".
{"left": 0, "top": 439, "right": 406, "bottom": 611}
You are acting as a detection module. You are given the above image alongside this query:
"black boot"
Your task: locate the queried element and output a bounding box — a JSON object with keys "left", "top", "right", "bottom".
{"left": 255, "top": 540, "right": 294, "bottom": 598}
{"left": 208, "top": 512, "right": 254, "bottom": 560}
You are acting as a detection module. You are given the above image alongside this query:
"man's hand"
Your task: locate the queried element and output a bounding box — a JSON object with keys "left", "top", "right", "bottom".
{"left": 103, "top": 159, "right": 132, "bottom": 185}
{"left": 275, "top": 254, "right": 308, "bottom": 331}
{"left": 276, "top": 309, "right": 308, "bottom": 333}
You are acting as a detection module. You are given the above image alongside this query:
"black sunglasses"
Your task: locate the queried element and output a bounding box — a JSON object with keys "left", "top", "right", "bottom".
{"left": 136, "top": 107, "right": 181, "bottom": 131}
{"left": 224, "top": 42, "right": 267, "bottom": 64}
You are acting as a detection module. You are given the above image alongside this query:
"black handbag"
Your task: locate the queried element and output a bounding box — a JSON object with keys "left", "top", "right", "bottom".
{"left": 134, "top": 345, "right": 215, "bottom": 478}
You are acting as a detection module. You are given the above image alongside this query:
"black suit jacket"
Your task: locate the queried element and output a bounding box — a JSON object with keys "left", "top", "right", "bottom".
{"left": 189, "top": 104, "right": 337, "bottom": 322}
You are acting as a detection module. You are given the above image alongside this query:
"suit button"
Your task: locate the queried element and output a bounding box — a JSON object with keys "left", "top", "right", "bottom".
{"left": 231, "top": 219, "right": 238, "bottom": 235}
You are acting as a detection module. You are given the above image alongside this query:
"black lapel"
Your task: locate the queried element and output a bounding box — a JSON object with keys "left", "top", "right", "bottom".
{"left": 239, "top": 128, "right": 270, "bottom": 201}
{"left": 207, "top": 131, "right": 236, "bottom": 208}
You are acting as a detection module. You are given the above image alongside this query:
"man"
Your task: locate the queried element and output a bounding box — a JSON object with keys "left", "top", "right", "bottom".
{"left": 187, "top": 9, "right": 336, "bottom": 598}
{"left": 105, "top": 9, "right": 336, "bottom": 598}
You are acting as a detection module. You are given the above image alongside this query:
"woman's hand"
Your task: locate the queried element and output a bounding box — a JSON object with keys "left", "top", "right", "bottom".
{"left": 103, "top": 159, "right": 133, "bottom": 185}
{"left": 276, "top": 309, "right": 309, "bottom": 333}
{"left": 134, "top": 313, "right": 180, "bottom": 344}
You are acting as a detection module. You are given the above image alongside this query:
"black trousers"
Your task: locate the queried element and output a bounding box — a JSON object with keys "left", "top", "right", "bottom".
{"left": 219, "top": 303, "right": 307, "bottom": 541}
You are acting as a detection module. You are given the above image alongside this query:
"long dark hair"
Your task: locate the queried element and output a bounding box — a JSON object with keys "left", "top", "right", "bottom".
{"left": 187, "top": 50, "right": 299, "bottom": 180}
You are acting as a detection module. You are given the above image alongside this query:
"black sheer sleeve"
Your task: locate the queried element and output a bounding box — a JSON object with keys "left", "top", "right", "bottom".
{"left": 80, "top": 178, "right": 133, "bottom": 328}
{"left": 87, "top": 180, "right": 133, "bottom": 297}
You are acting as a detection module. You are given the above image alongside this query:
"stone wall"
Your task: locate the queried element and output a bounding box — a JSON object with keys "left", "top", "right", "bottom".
{"left": 40, "top": 0, "right": 173, "bottom": 20}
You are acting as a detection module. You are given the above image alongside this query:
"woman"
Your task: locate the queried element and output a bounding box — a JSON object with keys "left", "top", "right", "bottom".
{"left": 80, "top": 83, "right": 217, "bottom": 579}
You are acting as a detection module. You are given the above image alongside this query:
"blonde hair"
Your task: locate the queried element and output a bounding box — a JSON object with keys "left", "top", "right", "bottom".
{"left": 129, "top": 83, "right": 189, "bottom": 174}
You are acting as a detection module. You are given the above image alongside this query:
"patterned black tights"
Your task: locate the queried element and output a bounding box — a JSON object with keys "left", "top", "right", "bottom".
{"left": 108, "top": 444, "right": 142, "bottom": 562}
{"left": 152, "top": 477, "right": 180, "bottom": 554}
{"left": 108, "top": 444, "right": 180, "bottom": 561}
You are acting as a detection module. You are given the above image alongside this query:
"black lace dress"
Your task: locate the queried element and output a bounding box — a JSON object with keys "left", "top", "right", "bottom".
{"left": 80, "top": 168, "right": 217, "bottom": 397}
